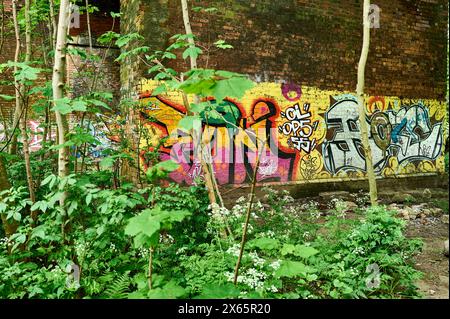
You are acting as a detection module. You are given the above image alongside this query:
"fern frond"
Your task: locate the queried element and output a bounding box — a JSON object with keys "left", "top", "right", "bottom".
{"left": 103, "top": 271, "right": 131, "bottom": 299}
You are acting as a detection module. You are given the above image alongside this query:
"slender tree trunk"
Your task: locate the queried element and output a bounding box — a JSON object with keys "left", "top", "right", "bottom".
{"left": 53, "top": 0, "right": 71, "bottom": 186}
{"left": 85, "top": 0, "right": 93, "bottom": 51}
{"left": 181, "top": 0, "right": 197, "bottom": 69}
{"left": 20, "top": 0, "right": 36, "bottom": 212}
{"left": 180, "top": 0, "right": 217, "bottom": 204}
{"left": 233, "top": 140, "right": 265, "bottom": 285}
{"left": 9, "top": 0, "right": 21, "bottom": 155}
{"left": 49, "top": 0, "right": 57, "bottom": 49}
{"left": 357, "top": 0, "right": 378, "bottom": 206}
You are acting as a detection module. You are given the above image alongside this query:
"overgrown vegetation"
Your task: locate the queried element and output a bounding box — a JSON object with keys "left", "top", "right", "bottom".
{"left": 0, "top": 180, "right": 423, "bottom": 299}
{"left": 0, "top": 0, "right": 429, "bottom": 300}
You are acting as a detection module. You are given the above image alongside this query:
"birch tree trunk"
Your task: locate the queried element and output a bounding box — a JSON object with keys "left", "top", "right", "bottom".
{"left": 9, "top": 0, "right": 21, "bottom": 155}
{"left": 20, "top": 0, "right": 36, "bottom": 209}
{"left": 357, "top": 0, "right": 378, "bottom": 206}
{"left": 180, "top": 0, "right": 217, "bottom": 204}
{"left": 49, "top": 0, "right": 57, "bottom": 50}
{"left": 53, "top": 0, "right": 71, "bottom": 185}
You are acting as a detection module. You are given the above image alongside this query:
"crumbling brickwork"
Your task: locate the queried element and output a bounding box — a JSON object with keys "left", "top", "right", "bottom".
{"left": 123, "top": 0, "right": 448, "bottom": 100}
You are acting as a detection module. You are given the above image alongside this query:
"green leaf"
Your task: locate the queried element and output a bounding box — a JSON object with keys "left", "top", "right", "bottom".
{"left": 15, "top": 233, "right": 26, "bottom": 244}
{"left": 211, "top": 77, "right": 254, "bottom": 102}
{"left": 292, "top": 245, "right": 319, "bottom": 259}
{"left": 52, "top": 98, "right": 72, "bottom": 115}
{"left": 162, "top": 52, "right": 177, "bottom": 60}
{"left": 155, "top": 160, "right": 180, "bottom": 173}
{"left": 147, "top": 280, "right": 186, "bottom": 299}
{"left": 189, "top": 102, "right": 209, "bottom": 113}
{"left": 13, "top": 212, "right": 21, "bottom": 222}
{"left": 86, "top": 193, "right": 93, "bottom": 206}
{"left": 41, "top": 175, "right": 56, "bottom": 187}
{"left": 31, "top": 225, "right": 47, "bottom": 240}
{"left": 333, "top": 279, "right": 344, "bottom": 288}
{"left": 100, "top": 157, "right": 115, "bottom": 169}
{"left": 0, "top": 94, "right": 15, "bottom": 101}
{"left": 281, "top": 244, "right": 296, "bottom": 256}
{"left": 72, "top": 100, "right": 87, "bottom": 112}
{"left": 275, "top": 260, "right": 315, "bottom": 278}
{"left": 125, "top": 210, "right": 161, "bottom": 238}
{"left": 182, "top": 46, "right": 203, "bottom": 60}
{"left": 247, "top": 237, "right": 280, "bottom": 250}
{"left": 178, "top": 116, "right": 201, "bottom": 131}
{"left": 151, "top": 85, "right": 167, "bottom": 96}
{"left": 115, "top": 33, "right": 144, "bottom": 48}
{"left": 145, "top": 160, "right": 180, "bottom": 182}
{"left": 214, "top": 40, "right": 233, "bottom": 49}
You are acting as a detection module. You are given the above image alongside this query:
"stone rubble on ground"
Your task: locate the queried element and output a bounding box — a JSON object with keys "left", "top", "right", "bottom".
{"left": 319, "top": 191, "right": 350, "bottom": 201}
{"left": 445, "top": 240, "right": 449, "bottom": 257}
{"left": 388, "top": 202, "right": 447, "bottom": 222}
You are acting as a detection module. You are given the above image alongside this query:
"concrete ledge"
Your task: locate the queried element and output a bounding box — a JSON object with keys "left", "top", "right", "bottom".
{"left": 221, "top": 174, "right": 449, "bottom": 204}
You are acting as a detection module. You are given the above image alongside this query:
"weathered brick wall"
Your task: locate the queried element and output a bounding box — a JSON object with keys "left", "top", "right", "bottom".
{"left": 0, "top": 0, "right": 16, "bottom": 122}
{"left": 128, "top": 0, "right": 448, "bottom": 100}
{"left": 67, "top": 11, "right": 121, "bottom": 107}
{"left": 121, "top": 0, "right": 448, "bottom": 186}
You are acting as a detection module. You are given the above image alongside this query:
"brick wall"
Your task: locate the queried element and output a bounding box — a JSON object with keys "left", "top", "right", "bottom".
{"left": 127, "top": 0, "right": 448, "bottom": 100}
{"left": 120, "top": 0, "right": 448, "bottom": 186}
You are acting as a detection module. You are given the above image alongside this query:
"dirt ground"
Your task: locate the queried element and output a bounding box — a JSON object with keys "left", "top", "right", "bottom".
{"left": 406, "top": 217, "right": 449, "bottom": 299}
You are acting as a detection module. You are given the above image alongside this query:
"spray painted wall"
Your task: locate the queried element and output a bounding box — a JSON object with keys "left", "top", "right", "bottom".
{"left": 137, "top": 80, "right": 447, "bottom": 186}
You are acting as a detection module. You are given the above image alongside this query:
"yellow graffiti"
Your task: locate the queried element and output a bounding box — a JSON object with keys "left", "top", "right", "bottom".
{"left": 137, "top": 79, "right": 447, "bottom": 184}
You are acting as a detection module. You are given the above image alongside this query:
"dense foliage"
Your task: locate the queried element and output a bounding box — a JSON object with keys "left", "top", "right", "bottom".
{"left": 0, "top": 177, "right": 423, "bottom": 299}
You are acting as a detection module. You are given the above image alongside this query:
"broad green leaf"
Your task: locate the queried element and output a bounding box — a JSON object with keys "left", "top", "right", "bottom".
{"left": 178, "top": 116, "right": 201, "bottom": 131}
{"left": 247, "top": 237, "right": 280, "bottom": 250}
{"left": 86, "top": 193, "right": 93, "bottom": 206}
{"left": 211, "top": 77, "right": 254, "bottom": 102}
{"left": 189, "top": 102, "right": 209, "bottom": 113}
{"left": 293, "top": 245, "right": 319, "bottom": 259}
{"left": 115, "top": 33, "right": 144, "bottom": 48}
{"left": 125, "top": 211, "right": 161, "bottom": 238}
{"left": 151, "top": 85, "right": 167, "bottom": 96}
{"left": 154, "top": 160, "right": 180, "bottom": 173}
{"left": 275, "top": 260, "right": 315, "bottom": 278}
{"left": 215, "top": 40, "right": 233, "bottom": 49}
{"left": 147, "top": 280, "right": 186, "bottom": 299}
{"left": 162, "top": 52, "right": 177, "bottom": 60}
{"left": 52, "top": 98, "right": 72, "bottom": 115}
{"left": 31, "top": 225, "right": 47, "bottom": 240}
{"left": 15, "top": 233, "right": 27, "bottom": 244}
{"left": 281, "top": 244, "right": 296, "bottom": 256}
{"left": 182, "top": 46, "right": 203, "bottom": 60}
{"left": 72, "top": 100, "right": 87, "bottom": 112}
{"left": 0, "top": 94, "right": 14, "bottom": 101}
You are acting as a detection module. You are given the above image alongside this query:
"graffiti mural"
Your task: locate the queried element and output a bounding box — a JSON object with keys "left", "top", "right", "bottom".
{"left": 0, "top": 121, "right": 56, "bottom": 152}
{"left": 322, "top": 97, "right": 444, "bottom": 175}
{"left": 138, "top": 94, "right": 299, "bottom": 185}
{"left": 278, "top": 103, "right": 318, "bottom": 154}
{"left": 137, "top": 80, "right": 447, "bottom": 185}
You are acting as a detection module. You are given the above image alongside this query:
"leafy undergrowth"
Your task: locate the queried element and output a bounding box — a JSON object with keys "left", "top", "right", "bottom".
{"left": 0, "top": 178, "right": 423, "bottom": 299}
